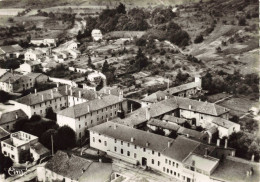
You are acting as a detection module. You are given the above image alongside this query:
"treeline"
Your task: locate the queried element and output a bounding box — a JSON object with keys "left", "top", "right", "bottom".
{"left": 202, "top": 70, "right": 259, "bottom": 97}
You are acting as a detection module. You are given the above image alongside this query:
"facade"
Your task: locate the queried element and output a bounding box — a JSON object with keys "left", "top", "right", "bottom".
{"left": 0, "top": 109, "right": 28, "bottom": 132}
{"left": 1, "top": 131, "right": 38, "bottom": 163}
{"left": 24, "top": 48, "right": 49, "bottom": 61}
{"left": 89, "top": 122, "right": 237, "bottom": 182}
{"left": 57, "top": 93, "right": 127, "bottom": 143}
{"left": 30, "top": 38, "right": 56, "bottom": 47}
{"left": 91, "top": 29, "right": 103, "bottom": 41}
{"left": 37, "top": 150, "right": 112, "bottom": 182}
{"left": 19, "top": 60, "right": 42, "bottom": 73}
{"left": 0, "top": 44, "right": 23, "bottom": 59}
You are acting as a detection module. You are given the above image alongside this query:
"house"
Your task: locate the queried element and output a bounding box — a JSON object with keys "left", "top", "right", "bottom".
{"left": 0, "top": 44, "right": 23, "bottom": 59}
{"left": 89, "top": 121, "right": 238, "bottom": 182}
{"left": 54, "top": 40, "right": 79, "bottom": 51}
{"left": 1, "top": 131, "right": 42, "bottom": 163}
{"left": 18, "top": 60, "right": 42, "bottom": 73}
{"left": 91, "top": 29, "right": 103, "bottom": 41}
{"left": 57, "top": 93, "right": 127, "bottom": 144}
{"left": 211, "top": 117, "right": 240, "bottom": 138}
{"left": 162, "top": 115, "right": 186, "bottom": 126}
{"left": 0, "top": 109, "right": 28, "bottom": 132}
{"left": 37, "top": 150, "right": 113, "bottom": 182}
{"left": 0, "top": 72, "right": 48, "bottom": 93}
{"left": 30, "top": 142, "right": 50, "bottom": 162}
{"left": 88, "top": 71, "right": 106, "bottom": 85}
{"left": 24, "top": 48, "right": 50, "bottom": 61}
{"left": 30, "top": 38, "right": 56, "bottom": 47}
{"left": 141, "top": 90, "right": 170, "bottom": 107}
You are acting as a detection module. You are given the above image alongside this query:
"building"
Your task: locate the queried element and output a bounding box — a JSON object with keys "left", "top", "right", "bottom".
{"left": 30, "top": 142, "right": 50, "bottom": 162}
{"left": 37, "top": 150, "right": 113, "bottom": 182}
{"left": 0, "top": 72, "right": 48, "bottom": 93}
{"left": 0, "top": 109, "right": 28, "bottom": 132}
{"left": 211, "top": 117, "right": 240, "bottom": 138}
{"left": 24, "top": 48, "right": 50, "bottom": 61}
{"left": 0, "top": 44, "right": 23, "bottom": 59}
{"left": 1, "top": 131, "right": 39, "bottom": 163}
{"left": 54, "top": 40, "right": 79, "bottom": 51}
{"left": 141, "top": 90, "right": 170, "bottom": 107}
{"left": 91, "top": 29, "right": 103, "bottom": 41}
{"left": 57, "top": 93, "right": 127, "bottom": 143}
{"left": 112, "top": 97, "right": 239, "bottom": 138}
{"left": 18, "top": 60, "right": 42, "bottom": 73}
{"left": 30, "top": 38, "right": 56, "bottom": 47}
{"left": 89, "top": 121, "right": 239, "bottom": 182}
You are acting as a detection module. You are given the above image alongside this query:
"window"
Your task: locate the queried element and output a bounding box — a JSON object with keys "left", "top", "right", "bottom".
{"left": 170, "top": 170, "right": 173, "bottom": 175}
{"left": 178, "top": 173, "right": 180, "bottom": 177}
{"left": 40, "top": 103, "right": 41, "bottom": 107}
{"left": 104, "top": 141, "right": 107, "bottom": 146}
{"left": 102, "top": 116, "right": 103, "bottom": 119}
{"left": 167, "top": 169, "right": 169, "bottom": 173}
{"left": 158, "top": 153, "right": 160, "bottom": 157}
{"left": 121, "top": 141, "right": 123, "bottom": 145}
{"left": 11, "top": 155, "right": 15, "bottom": 159}
{"left": 134, "top": 153, "right": 137, "bottom": 158}
{"left": 158, "top": 161, "right": 160, "bottom": 166}
{"left": 173, "top": 162, "right": 175, "bottom": 166}
{"left": 169, "top": 160, "right": 171, "bottom": 165}
{"left": 127, "top": 151, "right": 130, "bottom": 156}
{"left": 134, "top": 145, "right": 137, "bottom": 149}
{"left": 11, "top": 147, "right": 13, "bottom": 151}
{"left": 114, "top": 147, "right": 117, "bottom": 152}
{"left": 79, "top": 125, "right": 81, "bottom": 129}
{"left": 176, "top": 163, "right": 179, "bottom": 168}
{"left": 97, "top": 110, "right": 99, "bottom": 114}
{"left": 174, "top": 172, "right": 176, "bottom": 176}
{"left": 6, "top": 125, "right": 9, "bottom": 130}
{"left": 97, "top": 117, "right": 99, "bottom": 121}
{"left": 165, "top": 159, "right": 168, "bottom": 164}
{"left": 98, "top": 139, "right": 101, "bottom": 143}
{"left": 115, "top": 105, "right": 117, "bottom": 108}
{"left": 163, "top": 167, "right": 165, "bottom": 172}
{"left": 201, "top": 116, "right": 203, "bottom": 119}
{"left": 115, "top": 111, "right": 117, "bottom": 115}
{"left": 115, "top": 139, "right": 117, "bottom": 143}
{"left": 110, "top": 113, "right": 112, "bottom": 116}
{"left": 143, "top": 148, "right": 146, "bottom": 152}
{"left": 91, "top": 120, "right": 93, "bottom": 124}
{"left": 91, "top": 112, "right": 92, "bottom": 116}
{"left": 93, "top": 137, "right": 95, "bottom": 142}
{"left": 152, "top": 159, "right": 154, "bottom": 164}
{"left": 152, "top": 150, "right": 154, "bottom": 155}
{"left": 127, "top": 143, "right": 130, "bottom": 147}
{"left": 121, "top": 149, "right": 123, "bottom": 154}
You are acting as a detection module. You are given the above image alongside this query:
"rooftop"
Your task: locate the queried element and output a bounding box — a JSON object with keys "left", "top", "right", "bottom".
{"left": 0, "top": 109, "right": 28, "bottom": 125}
{"left": 30, "top": 142, "right": 50, "bottom": 156}
{"left": 141, "top": 91, "right": 169, "bottom": 103}
{"left": 167, "top": 81, "right": 200, "bottom": 95}
{"left": 177, "top": 127, "right": 206, "bottom": 140}
{"left": 0, "top": 127, "right": 10, "bottom": 139}
{"left": 163, "top": 115, "right": 186, "bottom": 124}
{"left": 0, "top": 72, "right": 22, "bottom": 84}
{"left": 148, "top": 118, "right": 180, "bottom": 131}
{"left": 58, "top": 94, "right": 124, "bottom": 118}
{"left": 45, "top": 151, "right": 112, "bottom": 182}
{"left": 211, "top": 117, "right": 239, "bottom": 129}
{"left": 0, "top": 44, "right": 23, "bottom": 54}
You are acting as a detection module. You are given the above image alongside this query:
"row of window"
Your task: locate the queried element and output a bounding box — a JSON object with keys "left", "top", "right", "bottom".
{"left": 165, "top": 159, "right": 179, "bottom": 168}
{"left": 33, "top": 97, "right": 65, "bottom": 109}
{"left": 3, "top": 151, "right": 15, "bottom": 160}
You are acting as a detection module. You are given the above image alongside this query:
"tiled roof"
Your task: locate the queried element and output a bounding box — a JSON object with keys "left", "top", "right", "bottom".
{"left": 167, "top": 81, "right": 200, "bottom": 95}
{"left": 30, "top": 142, "right": 50, "bottom": 155}
{"left": 0, "top": 127, "right": 10, "bottom": 139}
{"left": 163, "top": 115, "right": 186, "bottom": 124}
{"left": 26, "top": 73, "right": 46, "bottom": 79}
{"left": 98, "top": 86, "right": 121, "bottom": 96}
{"left": 45, "top": 151, "right": 112, "bottom": 182}
{"left": 177, "top": 127, "right": 206, "bottom": 140}
{"left": 211, "top": 117, "right": 239, "bottom": 129}
{"left": 24, "top": 60, "right": 41, "bottom": 66}
{"left": 16, "top": 88, "right": 64, "bottom": 106}
{"left": 0, "top": 109, "right": 28, "bottom": 125}
{"left": 175, "top": 97, "right": 229, "bottom": 116}
{"left": 0, "top": 69, "right": 8, "bottom": 77}
{"left": 148, "top": 118, "right": 180, "bottom": 131}
{"left": 141, "top": 91, "right": 169, "bottom": 103}
{"left": 0, "top": 44, "right": 23, "bottom": 54}
{"left": 0, "top": 73, "right": 22, "bottom": 83}
{"left": 58, "top": 95, "right": 124, "bottom": 118}
{"left": 89, "top": 121, "right": 174, "bottom": 152}
{"left": 211, "top": 157, "right": 260, "bottom": 182}
{"left": 90, "top": 122, "right": 215, "bottom": 162}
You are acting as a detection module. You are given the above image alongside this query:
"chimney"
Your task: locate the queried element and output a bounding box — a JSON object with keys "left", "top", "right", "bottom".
{"left": 146, "top": 142, "right": 149, "bottom": 147}
{"left": 199, "top": 99, "right": 201, "bottom": 102}
{"left": 145, "top": 107, "right": 151, "bottom": 120}
{"left": 108, "top": 90, "right": 111, "bottom": 95}
{"left": 56, "top": 82, "right": 59, "bottom": 88}
{"left": 186, "top": 134, "right": 190, "bottom": 138}
{"left": 205, "top": 148, "right": 209, "bottom": 157}
{"left": 34, "top": 88, "right": 37, "bottom": 95}
{"left": 165, "top": 95, "right": 168, "bottom": 100}
{"left": 119, "top": 91, "right": 123, "bottom": 101}
{"left": 99, "top": 158, "right": 102, "bottom": 163}
{"left": 159, "top": 96, "right": 162, "bottom": 101}
{"left": 168, "top": 141, "right": 172, "bottom": 148}
{"left": 65, "top": 85, "right": 68, "bottom": 94}
{"left": 192, "top": 160, "right": 195, "bottom": 167}
{"left": 87, "top": 105, "right": 90, "bottom": 112}
{"left": 79, "top": 91, "right": 81, "bottom": 98}
{"left": 51, "top": 90, "right": 54, "bottom": 99}
{"left": 130, "top": 104, "right": 133, "bottom": 113}
{"left": 208, "top": 136, "right": 212, "bottom": 144}
{"left": 15, "top": 113, "right": 18, "bottom": 119}
{"left": 224, "top": 139, "right": 228, "bottom": 148}
{"left": 114, "top": 124, "right": 117, "bottom": 130}
{"left": 131, "top": 137, "right": 134, "bottom": 142}
{"left": 251, "top": 154, "right": 255, "bottom": 162}
{"left": 217, "top": 139, "right": 220, "bottom": 147}
{"left": 70, "top": 88, "right": 73, "bottom": 96}
{"left": 189, "top": 105, "right": 192, "bottom": 110}
{"left": 104, "top": 88, "right": 106, "bottom": 94}
{"left": 41, "top": 94, "right": 44, "bottom": 101}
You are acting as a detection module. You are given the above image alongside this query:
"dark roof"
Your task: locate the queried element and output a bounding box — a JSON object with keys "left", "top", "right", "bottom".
{"left": 0, "top": 44, "right": 23, "bottom": 54}
{"left": 163, "top": 115, "right": 186, "bottom": 124}
{"left": 167, "top": 81, "right": 200, "bottom": 95}
{"left": 0, "top": 127, "right": 10, "bottom": 139}
{"left": 211, "top": 157, "right": 260, "bottom": 182}
{"left": 30, "top": 142, "right": 50, "bottom": 155}
{"left": 148, "top": 118, "right": 180, "bottom": 131}
{"left": 177, "top": 127, "right": 206, "bottom": 140}
{"left": 0, "top": 73, "right": 22, "bottom": 83}
{"left": 98, "top": 86, "right": 121, "bottom": 96}
{"left": 0, "top": 109, "right": 28, "bottom": 125}
{"left": 45, "top": 151, "right": 112, "bottom": 182}
{"left": 211, "top": 117, "right": 239, "bottom": 129}
{"left": 58, "top": 95, "right": 125, "bottom": 118}
{"left": 26, "top": 73, "right": 46, "bottom": 79}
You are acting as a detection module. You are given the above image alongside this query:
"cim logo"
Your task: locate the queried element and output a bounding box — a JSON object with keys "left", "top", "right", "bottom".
{"left": 8, "top": 166, "right": 27, "bottom": 177}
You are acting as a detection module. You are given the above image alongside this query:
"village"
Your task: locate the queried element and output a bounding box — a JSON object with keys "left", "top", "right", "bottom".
{"left": 0, "top": 0, "right": 259, "bottom": 182}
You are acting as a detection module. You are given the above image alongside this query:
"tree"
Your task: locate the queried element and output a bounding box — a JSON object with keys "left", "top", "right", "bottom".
{"left": 40, "top": 129, "right": 57, "bottom": 150}
{"left": 101, "top": 60, "right": 109, "bottom": 73}
{"left": 0, "top": 90, "right": 11, "bottom": 103}
{"left": 238, "top": 17, "right": 246, "bottom": 26}
{"left": 194, "top": 34, "right": 204, "bottom": 43}
{"left": 45, "top": 107, "right": 56, "bottom": 121}
{"left": 0, "top": 153, "right": 13, "bottom": 176}
{"left": 135, "top": 48, "right": 148, "bottom": 70}
{"left": 30, "top": 115, "right": 41, "bottom": 122}
{"left": 56, "top": 126, "right": 76, "bottom": 150}
{"left": 116, "top": 3, "right": 126, "bottom": 14}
